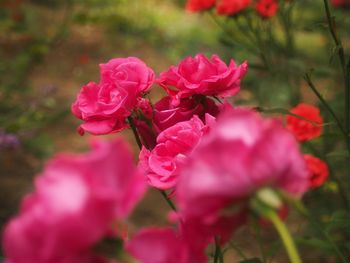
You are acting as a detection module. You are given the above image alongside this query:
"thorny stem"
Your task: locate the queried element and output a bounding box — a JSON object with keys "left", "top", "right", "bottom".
{"left": 227, "top": 241, "right": 247, "bottom": 261}
{"left": 127, "top": 116, "right": 177, "bottom": 212}
{"left": 208, "top": 13, "right": 259, "bottom": 56}
{"left": 127, "top": 116, "right": 143, "bottom": 149}
{"left": 322, "top": 0, "right": 350, "bottom": 154}
{"left": 252, "top": 219, "right": 267, "bottom": 263}
{"left": 160, "top": 190, "right": 177, "bottom": 211}
{"left": 279, "top": 0, "right": 296, "bottom": 57}
{"left": 214, "top": 237, "right": 224, "bottom": 263}
{"left": 303, "top": 74, "right": 350, "bottom": 155}
{"left": 294, "top": 206, "right": 348, "bottom": 263}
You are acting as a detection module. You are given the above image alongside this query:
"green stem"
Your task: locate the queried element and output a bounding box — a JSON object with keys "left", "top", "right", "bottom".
{"left": 346, "top": 61, "right": 350, "bottom": 148}
{"left": 128, "top": 116, "right": 177, "bottom": 212}
{"left": 252, "top": 219, "right": 267, "bottom": 263}
{"left": 304, "top": 73, "right": 350, "bottom": 155}
{"left": 323, "top": 0, "right": 346, "bottom": 70}
{"left": 160, "top": 190, "right": 177, "bottom": 211}
{"left": 294, "top": 207, "right": 348, "bottom": 263}
{"left": 322, "top": 0, "right": 350, "bottom": 153}
{"left": 127, "top": 116, "right": 143, "bottom": 149}
{"left": 214, "top": 237, "right": 224, "bottom": 263}
{"left": 265, "top": 210, "right": 302, "bottom": 263}
{"left": 228, "top": 242, "right": 247, "bottom": 261}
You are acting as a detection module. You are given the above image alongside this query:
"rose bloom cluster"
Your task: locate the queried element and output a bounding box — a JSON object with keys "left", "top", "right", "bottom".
{"left": 3, "top": 53, "right": 329, "bottom": 262}
{"left": 186, "top": 0, "right": 279, "bottom": 18}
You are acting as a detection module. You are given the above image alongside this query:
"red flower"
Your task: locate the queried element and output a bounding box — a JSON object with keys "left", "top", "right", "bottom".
{"left": 186, "top": 0, "right": 216, "bottom": 12}
{"left": 217, "top": 0, "right": 251, "bottom": 15}
{"left": 286, "top": 103, "right": 323, "bottom": 142}
{"left": 331, "top": 0, "right": 350, "bottom": 7}
{"left": 304, "top": 155, "right": 329, "bottom": 188}
{"left": 256, "top": 0, "right": 278, "bottom": 18}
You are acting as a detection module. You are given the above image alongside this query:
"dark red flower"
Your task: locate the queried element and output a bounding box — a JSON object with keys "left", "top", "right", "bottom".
{"left": 153, "top": 96, "right": 219, "bottom": 133}
{"left": 186, "top": 0, "right": 216, "bottom": 12}
{"left": 286, "top": 103, "right": 323, "bottom": 142}
{"left": 331, "top": 0, "right": 350, "bottom": 7}
{"left": 304, "top": 155, "right": 329, "bottom": 188}
{"left": 256, "top": 0, "right": 278, "bottom": 18}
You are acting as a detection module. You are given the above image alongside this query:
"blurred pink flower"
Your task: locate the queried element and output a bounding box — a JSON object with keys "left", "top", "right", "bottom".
{"left": 126, "top": 227, "right": 207, "bottom": 263}
{"left": 72, "top": 57, "right": 154, "bottom": 135}
{"left": 153, "top": 95, "right": 219, "bottom": 133}
{"left": 3, "top": 139, "right": 146, "bottom": 263}
{"left": 157, "top": 54, "right": 248, "bottom": 102}
{"left": 139, "top": 116, "right": 205, "bottom": 190}
{"left": 176, "top": 108, "right": 308, "bottom": 241}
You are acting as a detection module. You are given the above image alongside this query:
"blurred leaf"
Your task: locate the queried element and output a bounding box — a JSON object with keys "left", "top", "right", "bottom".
{"left": 239, "top": 258, "right": 263, "bottom": 263}
{"left": 326, "top": 150, "right": 350, "bottom": 159}
{"left": 23, "top": 134, "right": 54, "bottom": 159}
{"left": 296, "top": 237, "right": 334, "bottom": 253}
{"left": 325, "top": 210, "right": 350, "bottom": 234}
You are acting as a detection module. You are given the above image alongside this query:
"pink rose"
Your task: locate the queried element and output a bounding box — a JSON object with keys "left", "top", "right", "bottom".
{"left": 3, "top": 139, "right": 146, "bottom": 263}
{"left": 176, "top": 108, "right": 308, "bottom": 242}
{"left": 72, "top": 57, "right": 155, "bottom": 135}
{"left": 136, "top": 97, "right": 153, "bottom": 119}
{"left": 99, "top": 57, "right": 154, "bottom": 93}
{"left": 126, "top": 228, "right": 190, "bottom": 263}
{"left": 157, "top": 54, "right": 248, "bottom": 101}
{"left": 139, "top": 116, "right": 205, "bottom": 190}
{"left": 153, "top": 95, "right": 219, "bottom": 133}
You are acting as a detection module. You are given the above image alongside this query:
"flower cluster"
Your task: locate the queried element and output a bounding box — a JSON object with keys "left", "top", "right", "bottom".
{"left": 4, "top": 54, "right": 318, "bottom": 262}
{"left": 186, "top": 0, "right": 279, "bottom": 18}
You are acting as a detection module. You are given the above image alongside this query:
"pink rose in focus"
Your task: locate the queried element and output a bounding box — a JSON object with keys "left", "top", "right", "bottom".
{"left": 72, "top": 57, "right": 155, "bottom": 135}
{"left": 176, "top": 108, "right": 308, "bottom": 242}
{"left": 157, "top": 54, "right": 248, "bottom": 102}
{"left": 3, "top": 139, "right": 147, "bottom": 263}
{"left": 99, "top": 57, "right": 154, "bottom": 94}
{"left": 139, "top": 116, "right": 205, "bottom": 190}
{"left": 136, "top": 97, "right": 153, "bottom": 119}
{"left": 153, "top": 95, "right": 219, "bottom": 133}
